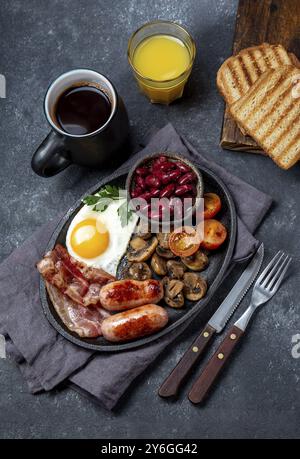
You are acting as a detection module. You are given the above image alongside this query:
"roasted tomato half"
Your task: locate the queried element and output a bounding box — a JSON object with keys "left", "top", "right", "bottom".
{"left": 203, "top": 193, "right": 221, "bottom": 220}
{"left": 201, "top": 219, "right": 227, "bottom": 250}
{"left": 169, "top": 226, "right": 202, "bottom": 257}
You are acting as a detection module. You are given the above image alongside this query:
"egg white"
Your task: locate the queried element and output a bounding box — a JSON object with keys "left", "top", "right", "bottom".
{"left": 66, "top": 199, "right": 138, "bottom": 275}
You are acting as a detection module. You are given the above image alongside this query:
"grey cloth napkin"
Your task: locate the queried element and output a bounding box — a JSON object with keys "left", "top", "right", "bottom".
{"left": 0, "top": 123, "right": 272, "bottom": 410}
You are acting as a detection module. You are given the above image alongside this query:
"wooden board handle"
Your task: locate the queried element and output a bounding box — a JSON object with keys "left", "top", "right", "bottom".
{"left": 188, "top": 325, "right": 244, "bottom": 404}
{"left": 158, "top": 323, "right": 216, "bottom": 398}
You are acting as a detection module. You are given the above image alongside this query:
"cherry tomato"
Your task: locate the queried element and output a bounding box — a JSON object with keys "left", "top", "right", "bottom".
{"left": 169, "top": 226, "right": 202, "bottom": 257}
{"left": 203, "top": 193, "right": 221, "bottom": 219}
{"left": 201, "top": 219, "right": 227, "bottom": 250}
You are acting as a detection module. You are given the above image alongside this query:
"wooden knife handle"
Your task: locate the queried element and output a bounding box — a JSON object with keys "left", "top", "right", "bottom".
{"left": 158, "top": 323, "right": 216, "bottom": 398}
{"left": 188, "top": 325, "right": 244, "bottom": 404}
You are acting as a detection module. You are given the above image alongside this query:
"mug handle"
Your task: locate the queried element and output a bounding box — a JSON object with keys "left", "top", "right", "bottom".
{"left": 31, "top": 131, "right": 72, "bottom": 177}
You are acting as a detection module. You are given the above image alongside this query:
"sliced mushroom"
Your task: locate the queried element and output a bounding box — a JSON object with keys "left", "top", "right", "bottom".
{"left": 130, "top": 236, "right": 146, "bottom": 250}
{"left": 163, "top": 277, "right": 185, "bottom": 308}
{"left": 127, "top": 236, "right": 158, "bottom": 262}
{"left": 135, "top": 221, "right": 151, "bottom": 240}
{"left": 128, "top": 262, "right": 152, "bottom": 280}
{"left": 157, "top": 232, "right": 170, "bottom": 249}
{"left": 181, "top": 250, "right": 209, "bottom": 271}
{"left": 156, "top": 245, "right": 175, "bottom": 259}
{"left": 151, "top": 253, "right": 167, "bottom": 276}
{"left": 183, "top": 272, "right": 207, "bottom": 301}
{"left": 166, "top": 260, "right": 186, "bottom": 279}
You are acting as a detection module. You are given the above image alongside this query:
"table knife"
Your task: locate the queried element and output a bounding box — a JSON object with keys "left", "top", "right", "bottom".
{"left": 158, "top": 243, "right": 264, "bottom": 398}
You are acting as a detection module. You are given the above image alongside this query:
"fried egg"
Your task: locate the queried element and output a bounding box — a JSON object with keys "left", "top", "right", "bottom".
{"left": 66, "top": 199, "right": 138, "bottom": 275}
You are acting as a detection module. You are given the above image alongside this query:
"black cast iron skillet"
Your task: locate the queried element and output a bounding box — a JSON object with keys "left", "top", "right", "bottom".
{"left": 39, "top": 164, "right": 236, "bottom": 351}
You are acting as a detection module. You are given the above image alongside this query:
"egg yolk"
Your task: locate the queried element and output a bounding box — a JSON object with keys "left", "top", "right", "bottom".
{"left": 70, "top": 218, "right": 109, "bottom": 259}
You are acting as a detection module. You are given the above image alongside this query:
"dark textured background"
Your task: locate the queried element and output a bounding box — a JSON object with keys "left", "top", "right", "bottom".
{"left": 0, "top": 0, "right": 299, "bottom": 439}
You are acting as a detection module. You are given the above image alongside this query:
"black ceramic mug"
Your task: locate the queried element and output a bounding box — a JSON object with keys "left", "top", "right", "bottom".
{"left": 31, "top": 69, "right": 130, "bottom": 177}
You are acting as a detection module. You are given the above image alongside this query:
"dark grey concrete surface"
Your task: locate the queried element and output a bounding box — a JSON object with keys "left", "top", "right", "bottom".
{"left": 0, "top": 0, "right": 299, "bottom": 439}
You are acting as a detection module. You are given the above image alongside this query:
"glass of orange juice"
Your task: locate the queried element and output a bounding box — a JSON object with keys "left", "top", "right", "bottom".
{"left": 128, "top": 20, "right": 196, "bottom": 105}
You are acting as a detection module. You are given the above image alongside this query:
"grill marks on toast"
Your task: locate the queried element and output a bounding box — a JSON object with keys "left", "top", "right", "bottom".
{"left": 246, "top": 49, "right": 262, "bottom": 81}
{"left": 217, "top": 44, "right": 293, "bottom": 105}
{"left": 229, "top": 66, "right": 300, "bottom": 169}
{"left": 234, "top": 71, "right": 291, "bottom": 128}
{"left": 258, "top": 90, "right": 299, "bottom": 143}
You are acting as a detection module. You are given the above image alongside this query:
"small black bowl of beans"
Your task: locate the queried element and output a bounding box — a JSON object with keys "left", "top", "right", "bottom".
{"left": 126, "top": 152, "right": 203, "bottom": 225}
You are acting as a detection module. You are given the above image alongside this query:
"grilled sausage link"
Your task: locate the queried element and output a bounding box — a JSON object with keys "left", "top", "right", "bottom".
{"left": 99, "top": 279, "right": 163, "bottom": 311}
{"left": 101, "top": 304, "right": 168, "bottom": 342}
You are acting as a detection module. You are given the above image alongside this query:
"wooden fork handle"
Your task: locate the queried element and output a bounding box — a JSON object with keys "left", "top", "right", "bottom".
{"left": 158, "top": 323, "right": 216, "bottom": 398}
{"left": 188, "top": 325, "right": 244, "bottom": 404}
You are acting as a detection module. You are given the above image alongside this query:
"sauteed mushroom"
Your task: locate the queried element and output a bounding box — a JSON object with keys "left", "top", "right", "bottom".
{"left": 181, "top": 250, "right": 209, "bottom": 271}
{"left": 183, "top": 272, "right": 207, "bottom": 301}
{"left": 156, "top": 245, "right": 175, "bottom": 259}
{"left": 130, "top": 236, "right": 146, "bottom": 250}
{"left": 127, "top": 236, "right": 158, "bottom": 262}
{"left": 128, "top": 262, "right": 152, "bottom": 281}
{"left": 151, "top": 253, "right": 167, "bottom": 276}
{"left": 166, "top": 260, "right": 186, "bottom": 279}
{"left": 157, "top": 232, "right": 170, "bottom": 249}
{"left": 163, "top": 277, "right": 185, "bottom": 308}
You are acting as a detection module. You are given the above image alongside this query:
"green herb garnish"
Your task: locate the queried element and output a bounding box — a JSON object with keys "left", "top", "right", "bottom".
{"left": 82, "top": 185, "right": 134, "bottom": 227}
{"left": 117, "top": 200, "right": 134, "bottom": 227}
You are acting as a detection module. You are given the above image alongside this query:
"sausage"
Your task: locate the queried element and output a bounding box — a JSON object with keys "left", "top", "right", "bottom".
{"left": 101, "top": 304, "right": 169, "bottom": 342}
{"left": 99, "top": 279, "right": 163, "bottom": 311}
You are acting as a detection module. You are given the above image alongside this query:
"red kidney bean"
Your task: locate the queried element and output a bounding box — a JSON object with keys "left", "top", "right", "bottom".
{"left": 159, "top": 161, "right": 177, "bottom": 172}
{"left": 175, "top": 184, "right": 194, "bottom": 196}
{"left": 131, "top": 186, "right": 143, "bottom": 198}
{"left": 152, "top": 161, "right": 175, "bottom": 174}
{"left": 160, "top": 169, "right": 182, "bottom": 185}
{"left": 176, "top": 161, "right": 191, "bottom": 174}
{"left": 160, "top": 173, "right": 170, "bottom": 185}
{"left": 178, "top": 172, "right": 196, "bottom": 186}
{"left": 135, "top": 166, "right": 149, "bottom": 177}
{"left": 135, "top": 175, "right": 146, "bottom": 190}
{"left": 138, "top": 191, "right": 152, "bottom": 202}
{"left": 160, "top": 183, "right": 176, "bottom": 198}
{"left": 149, "top": 188, "right": 160, "bottom": 198}
{"left": 168, "top": 169, "right": 181, "bottom": 182}
{"left": 145, "top": 175, "right": 160, "bottom": 188}
{"left": 152, "top": 155, "right": 168, "bottom": 167}
{"left": 151, "top": 170, "right": 164, "bottom": 181}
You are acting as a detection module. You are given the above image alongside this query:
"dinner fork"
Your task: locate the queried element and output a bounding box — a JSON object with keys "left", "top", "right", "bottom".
{"left": 188, "top": 250, "right": 292, "bottom": 404}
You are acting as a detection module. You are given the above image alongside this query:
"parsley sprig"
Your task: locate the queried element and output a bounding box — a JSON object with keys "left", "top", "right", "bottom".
{"left": 82, "top": 185, "right": 134, "bottom": 227}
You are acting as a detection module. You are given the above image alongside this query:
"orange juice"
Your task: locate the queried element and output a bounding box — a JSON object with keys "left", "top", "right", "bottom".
{"left": 128, "top": 22, "right": 196, "bottom": 104}
{"left": 133, "top": 35, "right": 191, "bottom": 81}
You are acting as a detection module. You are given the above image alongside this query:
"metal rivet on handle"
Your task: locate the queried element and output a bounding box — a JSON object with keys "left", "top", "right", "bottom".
{"left": 230, "top": 333, "right": 237, "bottom": 340}
{"left": 203, "top": 332, "right": 209, "bottom": 338}
{"left": 192, "top": 346, "right": 199, "bottom": 353}
{"left": 218, "top": 353, "right": 224, "bottom": 360}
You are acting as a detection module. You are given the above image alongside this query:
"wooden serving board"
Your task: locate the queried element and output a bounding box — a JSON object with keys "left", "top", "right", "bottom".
{"left": 220, "top": 0, "right": 300, "bottom": 154}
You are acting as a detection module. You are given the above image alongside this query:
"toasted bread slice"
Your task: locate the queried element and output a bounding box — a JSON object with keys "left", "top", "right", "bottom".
{"left": 229, "top": 65, "right": 300, "bottom": 169}
{"left": 217, "top": 43, "right": 293, "bottom": 105}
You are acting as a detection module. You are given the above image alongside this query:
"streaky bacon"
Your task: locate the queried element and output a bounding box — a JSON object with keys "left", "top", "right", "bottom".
{"left": 46, "top": 282, "right": 110, "bottom": 338}
{"left": 37, "top": 244, "right": 115, "bottom": 307}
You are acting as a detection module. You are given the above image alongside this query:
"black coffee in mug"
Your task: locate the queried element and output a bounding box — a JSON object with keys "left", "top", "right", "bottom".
{"left": 31, "top": 69, "right": 130, "bottom": 177}
{"left": 56, "top": 85, "right": 111, "bottom": 135}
